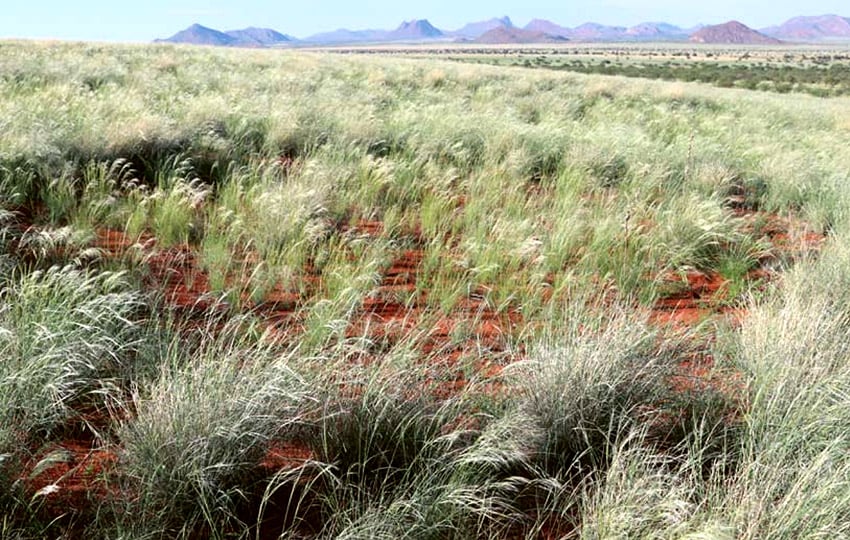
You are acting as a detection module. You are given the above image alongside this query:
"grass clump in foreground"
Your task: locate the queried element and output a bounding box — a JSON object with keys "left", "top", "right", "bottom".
{"left": 116, "top": 318, "right": 314, "bottom": 537}
{"left": 0, "top": 265, "right": 142, "bottom": 533}
{"left": 0, "top": 41, "right": 849, "bottom": 538}
{"left": 0, "top": 266, "right": 141, "bottom": 446}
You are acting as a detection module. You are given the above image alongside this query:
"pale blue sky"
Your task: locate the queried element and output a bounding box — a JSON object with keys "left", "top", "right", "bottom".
{"left": 2, "top": 1, "right": 848, "bottom": 42}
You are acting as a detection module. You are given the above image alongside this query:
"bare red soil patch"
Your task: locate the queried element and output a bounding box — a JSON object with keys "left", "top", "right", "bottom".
{"left": 260, "top": 442, "right": 315, "bottom": 472}
{"left": 145, "top": 245, "right": 218, "bottom": 313}
{"left": 738, "top": 209, "right": 826, "bottom": 256}
{"left": 651, "top": 209, "right": 826, "bottom": 331}
{"left": 650, "top": 270, "right": 728, "bottom": 329}
{"left": 93, "top": 222, "right": 521, "bottom": 402}
{"left": 24, "top": 441, "right": 118, "bottom": 515}
{"left": 17, "top": 404, "right": 124, "bottom": 525}
{"left": 91, "top": 208, "right": 827, "bottom": 405}
{"left": 646, "top": 209, "right": 825, "bottom": 422}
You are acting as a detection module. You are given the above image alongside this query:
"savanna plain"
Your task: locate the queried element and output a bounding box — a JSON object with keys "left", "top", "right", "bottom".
{"left": 1, "top": 41, "right": 850, "bottom": 539}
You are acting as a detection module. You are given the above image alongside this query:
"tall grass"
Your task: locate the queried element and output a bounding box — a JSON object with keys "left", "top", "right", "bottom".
{"left": 117, "top": 317, "right": 313, "bottom": 537}
{"left": 0, "top": 266, "right": 141, "bottom": 447}
{"left": 512, "top": 308, "right": 672, "bottom": 476}
{"left": 0, "top": 265, "right": 142, "bottom": 532}
{"left": 720, "top": 240, "right": 850, "bottom": 538}
{"left": 1, "top": 41, "right": 850, "bottom": 538}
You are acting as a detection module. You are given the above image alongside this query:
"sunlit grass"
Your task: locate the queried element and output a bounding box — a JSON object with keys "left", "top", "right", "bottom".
{"left": 1, "top": 41, "right": 849, "bottom": 538}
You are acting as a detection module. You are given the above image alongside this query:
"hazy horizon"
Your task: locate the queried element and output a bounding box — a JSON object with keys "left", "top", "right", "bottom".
{"left": 2, "top": 1, "right": 849, "bottom": 42}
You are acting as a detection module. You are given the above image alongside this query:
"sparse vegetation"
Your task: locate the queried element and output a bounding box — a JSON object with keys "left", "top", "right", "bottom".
{"left": 0, "top": 40, "right": 849, "bottom": 538}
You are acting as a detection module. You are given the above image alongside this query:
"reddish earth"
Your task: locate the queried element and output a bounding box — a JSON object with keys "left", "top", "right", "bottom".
{"left": 736, "top": 209, "right": 826, "bottom": 253}
{"left": 145, "top": 246, "right": 219, "bottom": 314}
{"left": 259, "top": 442, "right": 314, "bottom": 472}
{"left": 650, "top": 270, "right": 729, "bottom": 329}
{"left": 88, "top": 209, "right": 826, "bottom": 406}
{"left": 24, "top": 440, "right": 119, "bottom": 521}
{"left": 650, "top": 210, "right": 825, "bottom": 331}
{"left": 17, "top": 404, "right": 124, "bottom": 527}
{"left": 649, "top": 210, "right": 825, "bottom": 408}
{"left": 93, "top": 224, "right": 521, "bottom": 397}
{"left": 12, "top": 204, "right": 824, "bottom": 536}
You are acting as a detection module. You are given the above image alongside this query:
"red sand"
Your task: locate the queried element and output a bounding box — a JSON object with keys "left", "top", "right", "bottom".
{"left": 89, "top": 209, "right": 827, "bottom": 397}
{"left": 650, "top": 209, "right": 826, "bottom": 330}
{"left": 93, "top": 221, "right": 521, "bottom": 402}
{"left": 24, "top": 440, "right": 118, "bottom": 519}
{"left": 260, "top": 442, "right": 315, "bottom": 472}
{"left": 649, "top": 270, "right": 727, "bottom": 329}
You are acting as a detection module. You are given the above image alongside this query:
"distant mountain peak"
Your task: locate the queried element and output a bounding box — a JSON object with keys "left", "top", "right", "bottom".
{"left": 571, "top": 22, "right": 627, "bottom": 40}
{"left": 158, "top": 24, "right": 239, "bottom": 46}
{"left": 157, "top": 23, "right": 296, "bottom": 47}
{"left": 523, "top": 19, "right": 571, "bottom": 37}
{"left": 157, "top": 14, "right": 850, "bottom": 47}
{"left": 476, "top": 27, "right": 569, "bottom": 44}
{"left": 396, "top": 19, "right": 439, "bottom": 32}
{"left": 389, "top": 19, "right": 444, "bottom": 40}
{"left": 627, "top": 22, "right": 683, "bottom": 36}
{"left": 225, "top": 27, "right": 295, "bottom": 46}
{"left": 690, "top": 20, "right": 782, "bottom": 44}
{"left": 452, "top": 16, "right": 514, "bottom": 39}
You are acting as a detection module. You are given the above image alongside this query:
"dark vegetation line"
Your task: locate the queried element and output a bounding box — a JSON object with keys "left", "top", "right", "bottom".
{"left": 457, "top": 57, "right": 850, "bottom": 97}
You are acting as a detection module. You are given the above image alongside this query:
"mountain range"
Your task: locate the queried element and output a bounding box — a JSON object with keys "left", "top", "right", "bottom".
{"left": 158, "top": 14, "right": 850, "bottom": 46}
{"left": 154, "top": 24, "right": 295, "bottom": 47}
{"left": 762, "top": 14, "right": 850, "bottom": 40}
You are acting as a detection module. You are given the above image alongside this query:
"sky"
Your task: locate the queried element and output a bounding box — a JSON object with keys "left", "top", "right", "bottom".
{"left": 1, "top": 0, "right": 849, "bottom": 42}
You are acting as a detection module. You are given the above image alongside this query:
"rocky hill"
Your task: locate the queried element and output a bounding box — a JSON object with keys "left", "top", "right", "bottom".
{"left": 159, "top": 14, "right": 850, "bottom": 47}
{"left": 626, "top": 22, "right": 686, "bottom": 39}
{"left": 157, "top": 24, "right": 239, "bottom": 46}
{"left": 571, "top": 22, "right": 627, "bottom": 40}
{"left": 224, "top": 27, "right": 295, "bottom": 46}
{"left": 386, "top": 19, "right": 443, "bottom": 40}
{"left": 450, "top": 17, "right": 514, "bottom": 39}
{"left": 690, "top": 21, "right": 782, "bottom": 44}
{"left": 523, "top": 19, "right": 571, "bottom": 38}
{"left": 476, "top": 27, "right": 569, "bottom": 44}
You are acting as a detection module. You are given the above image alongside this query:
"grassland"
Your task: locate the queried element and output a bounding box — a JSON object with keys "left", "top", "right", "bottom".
{"left": 1, "top": 41, "right": 849, "bottom": 538}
